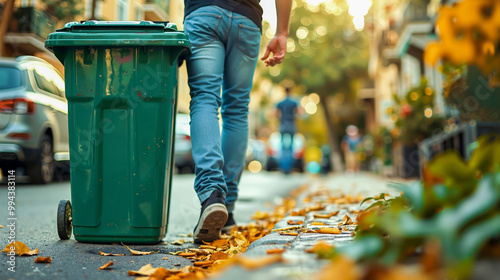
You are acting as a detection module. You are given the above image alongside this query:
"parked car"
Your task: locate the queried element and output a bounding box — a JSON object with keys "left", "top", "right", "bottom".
{"left": 0, "top": 56, "right": 69, "bottom": 183}
{"left": 265, "top": 132, "right": 305, "bottom": 173}
{"left": 174, "top": 113, "right": 195, "bottom": 174}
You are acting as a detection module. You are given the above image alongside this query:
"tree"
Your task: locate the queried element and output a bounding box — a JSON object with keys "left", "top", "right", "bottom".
{"left": 42, "top": 0, "right": 83, "bottom": 22}
{"left": 0, "top": 0, "right": 15, "bottom": 56}
{"left": 260, "top": 0, "right": 370, "bottom": 171}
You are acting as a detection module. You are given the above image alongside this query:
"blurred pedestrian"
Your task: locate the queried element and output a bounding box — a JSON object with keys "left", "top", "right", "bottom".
{"left": 276, "top": 86, "right": 298, "bottom": 174}
{"left": 342, "top": 125, "right": 362, "bottom": 173}
{"left": 183, "top": 0, "right": 292, "bottom": 243}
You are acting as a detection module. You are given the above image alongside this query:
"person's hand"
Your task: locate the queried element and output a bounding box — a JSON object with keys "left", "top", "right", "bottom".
{"left": 261, "top": 34, "right": 287, "bottom": 67}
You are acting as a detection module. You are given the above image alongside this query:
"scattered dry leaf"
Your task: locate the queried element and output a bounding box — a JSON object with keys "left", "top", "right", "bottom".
{"left": 287, "top": 220, "right": 304, "bottom": 225}
{"left": 179, "top": 252, "right": 196, "bottom": 257}
{"left": 236, "top": 254, "right": 283, "bottom": 270}
{"left": 350, "top": 210, "right": 361, "bottom": 214}
{"left": 291, "top": 209, "right": 306, "bottom": 216}
{"left": 307, "top": 204, "right": 326, "bottom": 212}
{"left": 34, "top": 256, "right": 52, "bottom": 263}
{"left": 99, "top": 251, "right": 125, "bottom": 256}
{"left": 171, "top": 239, "right": 185, "bottom": 245}
{"left": 319, "top": 228, "right": 341, "bottom": 234}
{"left": 338, "top": 215, "right": 355, "bottom": 226}
{"left": 272, "top": 226, "right": 301, "bottom": 232}
{"left": 313, "top": 211, "right": 339, "bottom": 219}
{"left": 210, "top": 239, "right": 229, "bottom": 247}
{"left": 210, "top": 251, "right": 229, "bottom": 261}
{"left": 0, "top": 225, "right": 4, "bottom": 228}
{"left": 163, "top": 257, "right": 169, "bottom": 260}
{"left": 128, "top": 264, "right": 157, "bottom": 276}
{"left": 122, "top": 243, "right": 154, "bottom": 255}
{"left": 351, "top": 231, "right": 356, "bottom": 237}
{"left": 311, "top": 222, "right": 326, "bottom": 226}
{"left": 252, "top": 211, "right": 270, "bottom": 220}
{"left": 199, "top": 245, "right": 216, "bottom": 250}
{"left": 279, "top": 232, "right": 298, "bottom": 236}
{"left": 194, "top": 260, "right": 214, "bottom": 266}
{"left": 305, "top": 240, "right": 335, "bottom": 258}
{"left": 98, "top": 261, "right": 114, "bottom": 271}
{"left": 1, "top": 241, "right": 38, "bottom": 256}
{"left": 317, "top": 256, "right": 359, "bottom": 280}
{"left": 266, "top": 248, "right": 286, "bottom": 254}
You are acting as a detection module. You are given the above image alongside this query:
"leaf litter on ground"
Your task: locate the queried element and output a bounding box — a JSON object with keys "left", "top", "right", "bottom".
{"left": 1, "top": 241, "right": 38, "bottom": 256}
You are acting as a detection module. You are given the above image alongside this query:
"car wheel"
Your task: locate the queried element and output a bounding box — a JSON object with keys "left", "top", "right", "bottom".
{"left": 29, "top": 134, "right": 55, "bottom": 184}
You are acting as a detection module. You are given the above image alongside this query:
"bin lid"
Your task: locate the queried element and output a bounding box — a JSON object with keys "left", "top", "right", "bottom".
{"left": 45, "top": 21, "right": 190, "bottom": 49}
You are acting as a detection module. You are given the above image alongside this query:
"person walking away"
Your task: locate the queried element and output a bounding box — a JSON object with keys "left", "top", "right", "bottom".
{"left": 342, "top": 125, "right": 362, "bottom": 173}
{"left": 183, "top": 0, "right": 292, "bottom": 243}
{"left": 276, "top": 87, "right": 298, "bottom": 174}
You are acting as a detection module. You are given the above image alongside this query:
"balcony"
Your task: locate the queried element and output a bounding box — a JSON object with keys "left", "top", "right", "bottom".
{"left": 5, "top": 7, "right": 57, "bottom": 55}
{"left": 394, "top": 0, "right": 434, "bottom": 58}
{"left": 143, "top": 0, "right": 169, "bottom": 22}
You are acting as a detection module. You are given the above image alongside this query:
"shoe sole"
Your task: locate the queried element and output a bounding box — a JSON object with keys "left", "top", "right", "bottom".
{"left": 193, "top": 203, "right": 228, "bottom": 244}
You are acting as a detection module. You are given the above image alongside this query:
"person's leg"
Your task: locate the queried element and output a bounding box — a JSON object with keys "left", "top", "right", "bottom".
{"left": 220, "top": 13, "right": 261, "bottom": 216}
{"left": 184, "top": 6, "right": 230, "bottom": 242}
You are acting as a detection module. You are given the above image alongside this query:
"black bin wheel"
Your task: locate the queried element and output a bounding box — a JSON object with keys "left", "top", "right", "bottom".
{"left": 57, "top": 200, "right": 72, "bottom": 240}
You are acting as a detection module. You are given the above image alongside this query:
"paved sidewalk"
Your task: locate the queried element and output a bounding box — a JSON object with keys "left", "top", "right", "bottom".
{"left": 216, "top": 172, "right": 399, "bottom": 280}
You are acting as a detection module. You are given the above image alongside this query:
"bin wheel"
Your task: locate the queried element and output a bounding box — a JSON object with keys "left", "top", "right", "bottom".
{"left": 57, "top": 200, "right": 72, "bottom": 240}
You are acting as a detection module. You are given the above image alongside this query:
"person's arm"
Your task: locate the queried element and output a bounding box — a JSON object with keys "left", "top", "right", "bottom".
{"left": 261, "top": 0, "right": 292, "bottom": 67}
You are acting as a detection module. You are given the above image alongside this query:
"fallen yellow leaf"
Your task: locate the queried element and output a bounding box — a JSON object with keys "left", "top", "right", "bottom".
{"left": 313, "top": 211, "right": 339, "bottom": 219}
{"left": 210, "top": 251, "right": 229, "bottom": 261}
{"left": 279, "top": 232, "right": 298, "bottom": 236}
{"left": 236, "top": 254, "right": 283, "bottom": 270}
{"left": 121, "top": 243, "right": 153, "bottom": 255}
{"left": 150, "top": 267, "right": 172, "bottom": 279}
{"left": 98, "top": 261, "right": 114, "bottom": 271}
{"left": 34, "top": 256, "right": 52, "bottom": 263}
{"left": 128, "top": 264, "right": 157, "bottom": 276}
{"left": 194, "top": 260, "right": 215, "bottom": 266}
{"left": 99, "top": 251, "right": 125, "bottom": 256}
{"left": 171, "top": 239, "right": 185, "bottom": 245}
{"left": 319, "top": 228, "right": 341, "bottom": 234}
{"left": 311, "top": 222, "right": 326, "bottom": 226}
{"left": 0, "top": 225, "right": 4, "bottom": 228}
{"left": 317, "top": 256, "right": 359, "bottom": 280}
{"left": 1, "top": 241, "right": 38, "bottom": 256}
{"left": 287, "top": 220, "right": 304, "bottom": 225}
{"left": 338, "top": 215, "right": 355, "bottom": 226}
{"left": 266, "top": 248, "right": 286, "bottom": 254}
{"left": 179, "top": 252, "right": 196, "bottom": 257}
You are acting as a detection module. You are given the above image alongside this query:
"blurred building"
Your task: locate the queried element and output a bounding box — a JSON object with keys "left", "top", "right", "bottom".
{"left": 0, "top": 0, "right": 189, "bottom": 111}
{"left": 361, "top": 0, "right": 446, "bottom": 177}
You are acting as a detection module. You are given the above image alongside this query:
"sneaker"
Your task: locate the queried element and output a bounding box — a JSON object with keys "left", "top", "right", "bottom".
{"left": 221, "top": 213, "right": 236, "bottom": 235}
{"left": 193, "top": 189, "right": 228, "bottom": 243}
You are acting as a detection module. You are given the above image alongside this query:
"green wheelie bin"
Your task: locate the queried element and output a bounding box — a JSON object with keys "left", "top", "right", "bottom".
{"left": 45, "top": 21, "right": 190, "bottom": 244}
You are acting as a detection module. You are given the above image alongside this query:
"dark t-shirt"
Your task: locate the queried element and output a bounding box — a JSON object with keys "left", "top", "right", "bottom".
{"left": 184, "top": 0, "right": 263, "bottom": 30}
{"left": 277, "top": 97, "right": 298, "bottom": 134}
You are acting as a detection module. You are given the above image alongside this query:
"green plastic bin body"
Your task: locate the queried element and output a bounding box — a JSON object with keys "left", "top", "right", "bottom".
{"left": 45, "top": 21, "right": 190, "bottom": 244}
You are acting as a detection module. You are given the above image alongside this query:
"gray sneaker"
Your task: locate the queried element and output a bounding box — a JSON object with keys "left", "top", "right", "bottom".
{"left": 193, "top": 189, "right": 228, "bottom": 243}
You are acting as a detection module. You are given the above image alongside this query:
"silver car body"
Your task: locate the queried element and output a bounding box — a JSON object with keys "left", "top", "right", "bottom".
{"left": 0, "top": 56, "right": 69, "bottom": 182}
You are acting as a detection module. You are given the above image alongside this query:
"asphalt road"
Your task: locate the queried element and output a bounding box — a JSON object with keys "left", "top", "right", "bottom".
{"left": 0, "top": 171, "right": 308, "bottom": 280}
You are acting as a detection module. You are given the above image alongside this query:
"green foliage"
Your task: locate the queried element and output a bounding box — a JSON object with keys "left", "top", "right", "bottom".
{"left": 260, "top": 0, "right": 369, "bottom": 97}
{"left": 392, "top": 79, "right": 444, "bottom": 145}
{"left": 42, "top": 0, "right": 83, "bottom": 22}
{"left": 339, "top": 135, "right": 500, "bottom": 279}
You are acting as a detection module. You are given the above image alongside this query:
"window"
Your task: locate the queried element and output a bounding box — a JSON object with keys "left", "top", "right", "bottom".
{"left": 118, "top": 0, "right": 129, "bottom": 21}
{"left": 33, "top": 66, "right": 58, "bottom": 96}
{"left": 0, "top": 67, "right": 22, "bottom": 90}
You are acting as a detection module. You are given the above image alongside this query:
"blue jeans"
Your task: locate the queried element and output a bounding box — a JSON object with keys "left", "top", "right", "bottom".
{"left": 184, "top": 6, "right": 261, "bottom": 212}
